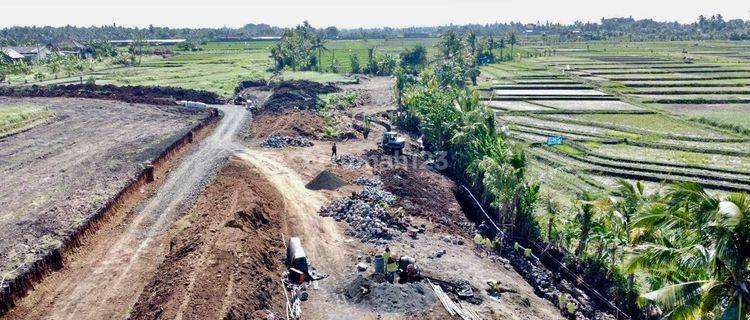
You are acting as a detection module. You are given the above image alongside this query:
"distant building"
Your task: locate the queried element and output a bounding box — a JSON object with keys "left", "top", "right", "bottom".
{"left": 1, "top": 48, "right": 25, "bottom": 61}
{"left": 47, "top": 40, "right": 94, "bottom": 59}
{"left": 250, "top": 36, "right": 281, "bottom": 41}
{"left": 525, "top": 23, "right": 536, "bottom": 34}
{"left": 0, "top": 45, "right": 51, "bottom": 62}
{"left": 108, "top": 39, "right": 187, "bottom": 47}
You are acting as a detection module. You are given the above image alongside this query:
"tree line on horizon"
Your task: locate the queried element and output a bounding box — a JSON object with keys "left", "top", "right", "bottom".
{"left": 3, "top": 14, "right": 750, "bottom": 46}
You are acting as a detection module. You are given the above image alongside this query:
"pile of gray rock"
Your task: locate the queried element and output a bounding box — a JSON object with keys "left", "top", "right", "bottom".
{"left": 334, "top": 154, "right": 366, "bottom": 169}
{"left": 354, "top": 176, "right": 382, "bottom": 188}
{"left": 261, "top": 135, "right": 313, "bottom": 148}
{"left": 353, "top": 176, "right": 396, "bottom": 205}
{"left": 319, "top": 197, "right": 395, "bottom": 243}
{"left": 360, "top": 186, "right": 396, "bottom": 206}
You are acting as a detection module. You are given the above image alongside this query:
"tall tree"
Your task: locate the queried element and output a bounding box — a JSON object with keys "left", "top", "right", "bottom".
{"left": 311, "top": 36, "right": 327, "bottom": 71}
{"left": 574, "top": 192, "right": 601, "bottom": 257}
{"left": 509, "top": 33, "right": 517, "bottom": 59}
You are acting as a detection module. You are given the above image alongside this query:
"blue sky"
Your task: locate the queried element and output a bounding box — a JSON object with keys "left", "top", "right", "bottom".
{"left": 1, "top": 0, "right": 748, "bottom": 28}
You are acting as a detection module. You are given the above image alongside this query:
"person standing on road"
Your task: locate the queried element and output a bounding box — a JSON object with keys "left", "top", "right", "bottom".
{"left": 331, "top": 142, "right": 337, "bottom": 160}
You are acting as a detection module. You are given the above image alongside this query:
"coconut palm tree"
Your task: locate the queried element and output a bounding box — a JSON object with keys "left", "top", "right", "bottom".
{"left": 574, "top": 191, "right": 601, "bottom": 257}
{"left": 499, "top": 39, "right": 506, "bottom": 60}
{"left": 311, "top": 36, "right": 327, "bottom": 71}
{"left": 626, "top": 183, "right": 750, "bottom": 319}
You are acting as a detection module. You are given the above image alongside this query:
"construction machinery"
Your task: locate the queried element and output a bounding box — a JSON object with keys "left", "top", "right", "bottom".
{"left": 380, "top": 131, "right": 405, "bottom": 154}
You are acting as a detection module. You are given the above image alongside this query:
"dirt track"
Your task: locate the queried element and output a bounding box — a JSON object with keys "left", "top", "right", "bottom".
{"left": 3, "top": 78, "right": 564, "bottom": 319}
{"left": 128, "top": 158, "right": 287, "bottom": 319}
{"left": 4, "top": 105, "right": 248, "bottom": 319}
{"left": 0, "top": 97, "right": 211, "bottom": 309}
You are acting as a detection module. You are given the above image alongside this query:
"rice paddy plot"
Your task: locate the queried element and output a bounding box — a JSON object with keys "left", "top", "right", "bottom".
{"left": 589, "top": 68, "right": 750, "bottom": 75}
{"left": 499, "top": 115, "right": 632, "bottom": 138}
{"left": 645, "top": 139, "right": 750, "bottom": 155}
{"left": 621, "top": 80, "right": 750, "bottom": 87}
{"left": 637, "top": 95, "right": 750, "bottom": 104}
{"left": 608, "top": 74, "right": 750, "bottom": 81}
{"left": 547, "top": 113, "right": 738, "bottom": 139}
{"left": 591, "top": 144, "right": 750, "bottom": 172}
{"left": 630, "top": 87, "right": 750, "bottom": 94}
{"left": 531, "top": 100, "right": 644, "bottom": 112}
{"left": 660, "top": 104, "right": 750, "bottom": 131}
{"left": 485, "top": 101, "right": 554, "bottom": 111}
{"left": 490, "top": 84, "right": 594, "bottom": 90}
{"left": 492, "top": 89, "right": 608, "bottom": 96}
{"left": 514, "top": 79, "right": 581, "bottom": 85}
{"left": 571, "top": 64, "right": 721, "bottom": 71}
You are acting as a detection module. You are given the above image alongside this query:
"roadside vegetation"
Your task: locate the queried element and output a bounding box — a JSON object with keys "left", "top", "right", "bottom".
{"left": 0, "top": 104, "right": 54, "bottom": 136}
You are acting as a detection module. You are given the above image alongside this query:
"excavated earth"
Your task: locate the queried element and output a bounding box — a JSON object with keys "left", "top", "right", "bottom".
{"left": 381, "top": 167, "right": 471, "bottom": 234}
{"left": 0, "top": 97, "right": 214, "bottom": 314}
{"left": 0, "top": 84, "right": 222, "bottom": 105}
{"left": 128, "top": 158, "right": 287, "bottom": 319}
{"left": 251, "top": 109, "right": 326, "bottom": 139}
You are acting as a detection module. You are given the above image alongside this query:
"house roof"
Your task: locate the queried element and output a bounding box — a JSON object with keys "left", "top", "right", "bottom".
{"left": 0, "top": 48, "right": 25, "bottom": 59}
{"left": 48, "top": 39, "right": 89, "bottom": 50}
{"left": 3, "top": 46, "right": 49, "bottom": 55}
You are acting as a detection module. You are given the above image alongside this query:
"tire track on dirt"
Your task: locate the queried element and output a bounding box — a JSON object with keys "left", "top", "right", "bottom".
{"left": 7, "top": 105, "right": 249, "bottom": 320}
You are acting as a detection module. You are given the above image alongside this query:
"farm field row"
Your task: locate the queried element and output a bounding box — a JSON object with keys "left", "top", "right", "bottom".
{"left": 541, "top": 46, "right": 750, "bottom": 133}
{"left": 2, "top": 40, "right": 432, "bottom": 100}
{"left": 481, "top": 55, "right": 750, "bottom": 220}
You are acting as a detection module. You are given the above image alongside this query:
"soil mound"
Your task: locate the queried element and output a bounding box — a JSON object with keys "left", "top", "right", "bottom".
{"left": 261, "top": 80, "right": 339, "bottom": 113}
{"left": 343, "top": 274, "right": 437, "bottom": 313}
{"left": 128, "top": 159, "right": 286, "bottom": 319}
{"left": 251, "top": 109, "right": 325, "bottom": 138}
{"left": 0, "top": 84, "right": 221, "bottom": 105}
{"left": 381, "top": 167, "right": 470, "bottom": 234}
{"left": 234, "top": 79, "right": 269, "bottom": 95}
{"left": 306, "top": 170, "right": 346, "bottom": 190}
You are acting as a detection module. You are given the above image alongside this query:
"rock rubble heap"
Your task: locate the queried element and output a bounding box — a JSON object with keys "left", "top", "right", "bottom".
{"left": 319, "top": 197, "right": 396, "bottom": 243}
{"left": 333, "top": 154, "right": 366, "bottom": 169}
{"left": 260, "top": 135, "right": 314, "bottom": 148}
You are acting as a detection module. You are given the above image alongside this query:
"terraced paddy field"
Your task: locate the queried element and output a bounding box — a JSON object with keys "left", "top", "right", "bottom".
{"left": 481, "top": 56, "right": 750, "bottom": 216}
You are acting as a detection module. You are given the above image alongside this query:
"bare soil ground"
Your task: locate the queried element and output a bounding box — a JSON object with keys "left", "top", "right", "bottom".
{"left": 252, "top": 109, "right": 327, "bottom": 139}
{"left": 0, "top": 97, "right": 211, "bottom": 299}
{"left": 237, "top": 77, "right": 563, "bottom": 319}
{"left": 3, "top": 104, "right": 247, "bottom": 319}
{"left": 128, "top": 158, "right": 287, "bottom": 319}
{"left": 2, "top": 77, "right": 563, "bottom": 320}
{"left": 381, "top": 167, "right": 471, "bottom": 234}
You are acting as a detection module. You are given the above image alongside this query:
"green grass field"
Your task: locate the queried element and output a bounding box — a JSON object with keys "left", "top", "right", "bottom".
{"left": 2, "top": 39, "right": 439, "bottom": 99}
{"left": 0, "top": 104, "right": 54, "bottom": 135}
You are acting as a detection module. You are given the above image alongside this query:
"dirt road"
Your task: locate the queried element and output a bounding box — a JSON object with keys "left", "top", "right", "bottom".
{"left": 0, "top": 97, "right": 209, "bottom": 287}
{"left": 128, "top": 158, "right": 288, "bottom": 319}
{"left": 6, "top": 105, "right": 249, "bottom": 320}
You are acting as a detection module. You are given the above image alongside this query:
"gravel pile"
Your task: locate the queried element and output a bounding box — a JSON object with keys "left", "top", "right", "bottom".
{"left": 352, "top": 177, "right": 396, "bottom": 205}
{"left": 260, "top": 135, "right": 313, "bottom": 148}
{"left": 343, "top": 275, "right": 437, "bottom": 313}
{"left": 319, "top": 197, "right": 398, "bottom": 243}
{"left": 333, "top": 154, "right": 366, "bottom": 169}
{"left": 360, "top": 186, "right": 396, "bottom": 206}
{"left": 354, "top": 176, "right": 382, "bottom": 188}
{"left": 306, "top": 170, "right": 346, "bottom": 190}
